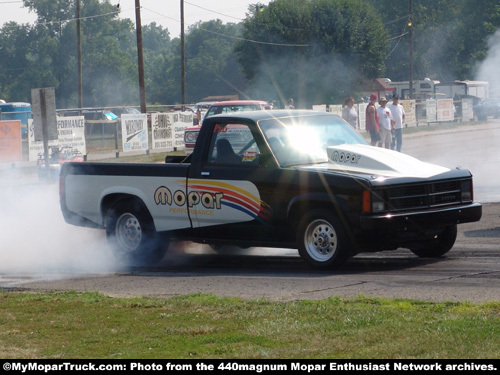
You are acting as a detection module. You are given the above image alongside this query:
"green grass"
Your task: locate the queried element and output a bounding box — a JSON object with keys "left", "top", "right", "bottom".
{"left": 1, "top": 292, "right": 499, "bottom": 359}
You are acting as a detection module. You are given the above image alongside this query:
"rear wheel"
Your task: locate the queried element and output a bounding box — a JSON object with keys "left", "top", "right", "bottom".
{"left": 410, "top": 224, "right": 457, "bottom": 258}
{"left": 297, "top": 210, "right": 351, "bottom": 269}
{"left": 105, "top": 199, "right": 168, "bottom": 266}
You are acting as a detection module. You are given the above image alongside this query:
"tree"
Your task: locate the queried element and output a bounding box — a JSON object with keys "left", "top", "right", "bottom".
{"left": 364, "top": 0, "right": 500, "bottom": 82}
{"left": 152, "top": 20, "right": 247, "bottom": 104}
{"left": 0, "top": 23, "right": 33, "bottom": 101}
{"left": 453, "top": 0, "right": 500, "bottom": 80}
{"left": 236, "top": 0, "right": 388, "bottom": 107}
{"left": 12, "top": 0, "right": 138, "bottom": 107}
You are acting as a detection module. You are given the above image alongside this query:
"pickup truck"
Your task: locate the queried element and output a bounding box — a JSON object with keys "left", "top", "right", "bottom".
{"left": 60, "top": 110, "right": 482, "bottom": 269}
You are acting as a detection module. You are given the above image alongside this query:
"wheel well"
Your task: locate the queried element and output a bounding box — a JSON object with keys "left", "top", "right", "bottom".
{"left": 288, "top": 199, "right": 340, "bottom": 231}
{"left": 101, "top": 194, "right": 152, "bottom": 227}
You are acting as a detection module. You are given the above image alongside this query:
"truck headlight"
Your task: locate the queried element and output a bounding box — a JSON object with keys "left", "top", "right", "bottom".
{"left": 372, "top": 193, "right": 386, "bottom": 212}
{"left": 185, "top": 132, "right": 198, "bottom": 143}
{"left": 461, "top": 180, "right": 473, "bottom": 202}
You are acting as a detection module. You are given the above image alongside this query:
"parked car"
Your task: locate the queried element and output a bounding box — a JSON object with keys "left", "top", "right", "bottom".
{"left": 60, "top": 109, "right": 118, "bottom": 121}
{"left": 473, "top": 98, "right": 500, "bottom": 120}
{"left": 184, "top": 100, "right": 272, "bottom": 153}
{"left": 190, "top": 101, "right": 217, "bottom": 125}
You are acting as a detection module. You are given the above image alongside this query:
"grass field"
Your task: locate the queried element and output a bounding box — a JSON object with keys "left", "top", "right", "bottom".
{"left": 1, "top": 292, "right": 499, "bottom": 359}
{"left": 4, "top": 120, "right": 497, "bottom": 359}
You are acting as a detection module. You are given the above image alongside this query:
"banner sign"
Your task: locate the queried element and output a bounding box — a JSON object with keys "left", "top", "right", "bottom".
{"left": 426, "top": 99, "right": 437, "bottom": 123}
{"left": 121, "top": 113, "right": 148, "bottom": 152}
{"left": 28, "top": 116, "right": 86, "bottom": 162}
{"left": 151, "top": 111, "right": 193, "bottom": 151}
{"left": 151, "top": 113, "right": 174, "bottom": 151}
{"left": 400, "top": 99, "right": 416, "bottom": 127}
{"left": 328, "top": 104, "right": 343, "bottom": 117}
{"left": 172, "top": 111, "right": 193, "bottom": 150}
{"left": 437, "top": 99, "right": 455, "bottom": 122}
{"left": 358, "top": 103, "right": 367, "bottom": 131}
{"left": 312, "top": 104, "right": 327, "bottom": 112}
{"left": 0, "top": 120, "right": 22, "bottom": 164}
{"left": 461, "top": 98, "right": 474, "bottom": 121}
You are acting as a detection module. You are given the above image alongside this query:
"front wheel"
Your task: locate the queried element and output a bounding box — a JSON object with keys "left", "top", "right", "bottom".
{"left": 410, "top": 224, "right": 457, "bottom": 258}
{"left": 105, "top": 199, "right": 168, "bottom": 266}
{"left": 296, "top": 210, "right": 352, "bottom": 269}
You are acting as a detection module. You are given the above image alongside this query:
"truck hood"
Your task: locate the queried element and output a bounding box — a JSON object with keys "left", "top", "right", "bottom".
{"left": 324, "top": 144, "right": 450, "bottom": 178}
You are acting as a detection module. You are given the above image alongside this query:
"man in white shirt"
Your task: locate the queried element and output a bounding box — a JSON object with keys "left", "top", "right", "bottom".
{"left": 389, "top": 94, "right": 406, "bottom": 152}
{"left": 376, "top": 97, "right": 394, "bottom": 149}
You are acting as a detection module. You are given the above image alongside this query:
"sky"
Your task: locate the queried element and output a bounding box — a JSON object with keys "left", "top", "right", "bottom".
{"left": 0, "top": 0, "right": 271, "bottom": 38}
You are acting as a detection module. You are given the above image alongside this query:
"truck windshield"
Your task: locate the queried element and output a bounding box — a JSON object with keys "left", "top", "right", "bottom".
{"left": 259, "top": 114, "right": 367, "bottom": 167}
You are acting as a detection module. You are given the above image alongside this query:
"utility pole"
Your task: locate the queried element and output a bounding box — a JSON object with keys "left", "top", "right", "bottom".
{"left": 408, "top": 0, "right": 414, "bottom": 99}
{"left": 135, "top": 0, "right": 147, "bottom": 113}
{"left": 76, "top": 0, "right": 83, "bottom": 113}
{"left": 181, "top": 0, "right": 186, "bottom": 107}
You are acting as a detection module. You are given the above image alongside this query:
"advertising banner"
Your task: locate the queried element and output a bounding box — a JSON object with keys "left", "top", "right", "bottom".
{"left": 358, "top": 103, "right": 367, "bottom": 131}
{"left": 461, "top": 98, "right": 474, "bottom": 121}
{"left": 437, "top": 99, "right": 454, "bottom": 122}
{"left": 151, "top": 111, "right": 193, "bottom": 151}
{"left": 312, "top": 104, "right": 327, "bottom": 112}
{"left": 0, "top": 120, "right": 22, "bottom": 164}
{"left": 28, "top": 116, "right": 86, "bottom": 162}
{"left": 121, "top": 113, "right": 148, "bottom": 152}
{"left": 328, "top": 104, "right": 343, "bottom": 117}
{"left": 151, "top": 113, "right": 174, "bottom": 151}
{"left": 400, "top": 99, "right": 416, "bottom": 127}
{"left": 172, "top": 111, "right": 193, "bottom": 150}
{"left": 426, "top": 99, "right": 437, "bottom": 123}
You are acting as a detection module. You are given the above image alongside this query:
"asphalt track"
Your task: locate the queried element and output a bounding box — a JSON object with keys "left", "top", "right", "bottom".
{"left": 1, "top": 121, "right": 499, "bottom": 302}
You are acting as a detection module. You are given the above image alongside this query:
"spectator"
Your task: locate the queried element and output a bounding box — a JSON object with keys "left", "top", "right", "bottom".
{"left": 377, "top": 97, "right": 394, "bottom": 149}
{"left": 285, "top": 98, "right": 295, "bottom": 109}
{"left": 342, "top": 96, "right": 358, "bottom": 128}
{"left": 389, "top": 95, "right": 406, "bottom": 152}
{"left": 365, "top": 94, "right": 381, "bottom": 146}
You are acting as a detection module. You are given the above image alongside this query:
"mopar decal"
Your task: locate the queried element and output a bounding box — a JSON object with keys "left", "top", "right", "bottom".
{"left": 154, "top": 186, "right": 223, "bottom": 209}
{"left": 329, "top": 150, "right": 361, "bottom": 164}
{"left": 154, "top": 180, "right": 271, "bottom": 224}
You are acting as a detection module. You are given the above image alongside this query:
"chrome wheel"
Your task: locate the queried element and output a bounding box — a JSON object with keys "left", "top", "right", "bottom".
{"left": 297, "top": 209, "right": 351, "bottom": 269}
{"left": 105, "top": 199, "right": 169, "bottom": 265}
{"left": 115, "top": 213, "right": 143, "bottom": 253}
{"left": 304, "top": 219, "right": 338, "bottom": 262}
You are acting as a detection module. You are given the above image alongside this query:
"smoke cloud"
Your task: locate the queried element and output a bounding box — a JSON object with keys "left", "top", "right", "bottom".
{"left": 476, "top": 28, "right": 500, "bottom": 96}
{"left": 0, "top": 169, "right": 119, "bottom": 286}
{"left": 246, "top": 48, "right": 359, "bottom": 108}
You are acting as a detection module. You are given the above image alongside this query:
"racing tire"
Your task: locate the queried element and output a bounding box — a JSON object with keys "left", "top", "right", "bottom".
{"left": 296, "top": 210, "right": 351, "bottom": 269}
{"left": 105, "top": 199, "right": 169, "bottom": 266}
{"left": 410, "top": 224, "right": 457, "bottom": 258}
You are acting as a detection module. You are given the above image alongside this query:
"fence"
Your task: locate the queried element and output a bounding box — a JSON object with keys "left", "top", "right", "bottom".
{"left": 325, "top": 98, "right": 476, "bottom": 130}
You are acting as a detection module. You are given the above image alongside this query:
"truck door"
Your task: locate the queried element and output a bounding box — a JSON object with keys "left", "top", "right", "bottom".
{"left": 187, "top": 121, "right": 280, "bottom": 240}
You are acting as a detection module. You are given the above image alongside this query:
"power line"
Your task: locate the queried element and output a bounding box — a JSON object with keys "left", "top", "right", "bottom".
{"left": 184, "top": 1, "right": 243, "bottom": 22}
{"left": 35, "top": 9, "right": 123, "bottom": 27}
{"left": 196, "top": 26, "right": 310, "bottom": 47}
{"left": 142, "top": 6, "right": 309, "bottom": 47}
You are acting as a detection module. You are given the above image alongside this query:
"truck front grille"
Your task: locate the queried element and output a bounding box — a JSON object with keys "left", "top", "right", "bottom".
{"left": 385, "top": 180, "right": 464, "bottom": 212}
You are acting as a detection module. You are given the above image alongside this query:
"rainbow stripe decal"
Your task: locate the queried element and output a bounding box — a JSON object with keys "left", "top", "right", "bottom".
{"left": 188, "top": 180, "right": 271, "bottom": 224}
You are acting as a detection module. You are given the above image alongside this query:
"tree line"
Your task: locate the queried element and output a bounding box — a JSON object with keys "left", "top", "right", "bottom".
{"left": 0, "top": 0, "right": 498, "bottom": 109}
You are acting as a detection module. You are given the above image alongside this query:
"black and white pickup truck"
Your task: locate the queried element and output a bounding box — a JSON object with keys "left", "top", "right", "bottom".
{"left": 60, "top": 110, "right": 482, "bottom": 269}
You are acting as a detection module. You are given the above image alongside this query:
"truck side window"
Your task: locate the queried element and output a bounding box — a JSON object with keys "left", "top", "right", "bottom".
{"left": 207, "top": 123, "right": 260, "bottom": 166}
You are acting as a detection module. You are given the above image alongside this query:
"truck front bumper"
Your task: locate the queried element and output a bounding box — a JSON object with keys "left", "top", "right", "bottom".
{"left": 359, "top": 202, "right": 482, "bottom": 239}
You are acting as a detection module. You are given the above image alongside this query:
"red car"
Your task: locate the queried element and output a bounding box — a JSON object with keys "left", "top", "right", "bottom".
{"left": 184, "top": 100, "right": 272, "bottom": 153}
